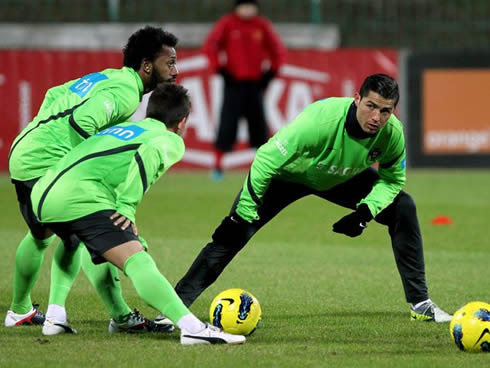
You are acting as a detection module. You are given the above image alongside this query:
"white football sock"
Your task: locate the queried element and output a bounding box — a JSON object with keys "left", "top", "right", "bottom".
{"left": 45, "top": 304, "right": 67, "bottom": 323}
{"left": 177, "top": 313, "right": 206, "bottom": 334}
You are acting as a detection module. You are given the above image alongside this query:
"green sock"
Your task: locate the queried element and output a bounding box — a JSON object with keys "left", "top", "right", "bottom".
{"left": 123, "top": 251, "right": 190, "bottom": 323}
{"left": 80, "top": 247, "right": 131, "bottom": 323}
{"left": 48, "top": 241, "right": 82, "bottom": 306}
{"left": 10, "top": 232, "right": 56, "bottom": 313}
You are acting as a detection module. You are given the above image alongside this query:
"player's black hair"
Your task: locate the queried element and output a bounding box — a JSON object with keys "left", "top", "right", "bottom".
{"left": 146, "top": 83, "right": 191, "bottom": 128}
{"left": 123, "top": 26, "right": 178, "bottom": 70}
{"left": 235, "top": 0, "right": 259, "bottom": 7}
{"left": 359, "top": 74, "right": 399, "bottom": 106}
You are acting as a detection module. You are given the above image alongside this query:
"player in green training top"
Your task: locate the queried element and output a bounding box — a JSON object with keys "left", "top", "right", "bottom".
{"left": 5, "top": 26, "right": 179, "bottom": 334}
{"left": 172, "top": 74, "right": 452, "bottom": 323}
{"left": 30, "top": 83, "right": 245, "bottom": 345}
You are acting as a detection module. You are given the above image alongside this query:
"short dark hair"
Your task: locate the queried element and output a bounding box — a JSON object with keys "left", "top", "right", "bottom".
{"left": 123, "top": 26, "right": 178, "bottom": 70}
{"left": 235, "top": 0, "right": 259, "bottom": 7}
{"left": 359, "top": 74, "right": 399, "bottom": 106}
{"left": 146, "top": 84, "right": 191, "bottom": 128}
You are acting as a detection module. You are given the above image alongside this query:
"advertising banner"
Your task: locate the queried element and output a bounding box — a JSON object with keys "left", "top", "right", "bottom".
{"left": 0, "top": 48, "right": 398, "bottom": 171}
{"left": 423, "top": 69, "right": 490, "bottom": 154}
{"left": 406, "top": 51, "right": 490, "bottom": 167}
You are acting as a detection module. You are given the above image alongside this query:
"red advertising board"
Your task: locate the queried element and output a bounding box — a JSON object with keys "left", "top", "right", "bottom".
{"left": 0, "top": 48, "right": 397, "bottom": 171}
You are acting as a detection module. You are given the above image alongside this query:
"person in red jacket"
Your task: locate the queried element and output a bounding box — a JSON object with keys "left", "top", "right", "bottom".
{"left": 202, "top": 0, "right": 287, "bottom": 179}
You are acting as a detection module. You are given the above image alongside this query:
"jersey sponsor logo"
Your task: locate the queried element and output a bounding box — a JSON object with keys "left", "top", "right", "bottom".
{"left": 69, "top": 72, "right": 108, "bottom": 98}
{"left": 400, "top": 157, "right": 406, "bottom": 169}
{"left": 327, "top": 165, "right": 363, "bottom": 176}
{"left": 315, "top": 149, "right": 336, "bottom": 169}
{"left": 96, "top": 125, "right": 146, "bottom": 141}
{"left": 368, "top": 148, "right": 382, "bottom": 161}
{"left": 274, "top": 138, "right": 288, "bottom": 156}
{"left": 316, "top": 162, "right": 327, "bottom": 169}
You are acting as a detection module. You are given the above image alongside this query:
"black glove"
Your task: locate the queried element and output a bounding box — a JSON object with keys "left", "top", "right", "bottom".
{"left": 259, "top": 69, "right": 275, "bottom": 90}
{"left": 332, "top": 204, "right": 373, "bottom": 238}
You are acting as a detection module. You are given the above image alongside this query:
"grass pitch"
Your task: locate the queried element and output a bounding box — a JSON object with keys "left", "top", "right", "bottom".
{"left": 0, "top": 169, "right": 489, "bottom": 367}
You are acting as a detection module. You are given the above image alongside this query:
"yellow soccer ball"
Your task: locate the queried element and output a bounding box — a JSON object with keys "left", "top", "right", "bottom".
{"left": 209, "top": 288, "right": 262, "bottom": 335}
{"left": 450, "top": 301, "right": 490, "bottom": 352}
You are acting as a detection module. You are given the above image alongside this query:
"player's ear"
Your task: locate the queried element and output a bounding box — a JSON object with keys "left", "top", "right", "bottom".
{"left": 142, "top": 58, "right": 152, "bottom": 75}
{"left": 354, "top": 92, "right": 361, "bottom": 107}
{"left": 176, "top": 116, "right": 187, "bottom": 136}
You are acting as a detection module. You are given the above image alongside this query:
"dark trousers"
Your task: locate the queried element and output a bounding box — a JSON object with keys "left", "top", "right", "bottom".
{"left": 12, "top": 178, "right": 51, "bottom": 239}
{"left": 215, "top": 80, "right": 268, "bottom": 152}
{"left": 175, "top": 168, "right": 429, "bottom": 306}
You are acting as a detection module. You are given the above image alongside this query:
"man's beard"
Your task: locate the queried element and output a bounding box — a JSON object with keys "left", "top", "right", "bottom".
{"left": 149, "top": 69, "right": 176, "bottom": 91}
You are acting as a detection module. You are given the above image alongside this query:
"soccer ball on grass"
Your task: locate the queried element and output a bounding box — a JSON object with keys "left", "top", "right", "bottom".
{"left": 209, "top": 288, "right": 261, "bottom": 335}
{"left": 450, "top": 301, "right": 490, "bottom": 352}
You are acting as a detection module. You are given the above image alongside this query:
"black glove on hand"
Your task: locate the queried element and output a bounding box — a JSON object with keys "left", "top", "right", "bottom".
{"left": 259, "top": 69, "right": 276, "bottom": 90}
{"left": 332, "top": 204, "right": 373, "bottom": 238}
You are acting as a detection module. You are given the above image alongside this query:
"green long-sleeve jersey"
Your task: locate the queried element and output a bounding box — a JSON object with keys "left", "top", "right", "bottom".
{"left": 236, "top": 97, "right": 407, "bottom": 222}
{"left": 9, "top": 67, "right": 144, "bottom": 181}
{"left": 31, "top": 119, "right": 184, "bottom": 224}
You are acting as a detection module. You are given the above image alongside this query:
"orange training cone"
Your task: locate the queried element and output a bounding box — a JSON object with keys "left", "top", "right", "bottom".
{"left": 431, "top": 215, "right": 453, "bottom": 225}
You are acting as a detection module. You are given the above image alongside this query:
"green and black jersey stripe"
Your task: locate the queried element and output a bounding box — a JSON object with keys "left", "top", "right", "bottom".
{"left": 36, "top": 144, "right": 145, "bottom": 221}
{"left": 8, "top": 99, "right": 90, "bottom": 162}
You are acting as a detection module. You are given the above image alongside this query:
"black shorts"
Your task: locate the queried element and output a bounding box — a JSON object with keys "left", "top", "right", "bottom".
{"left": 48, "top": 210, "right": 139, "bottom": 264}
{"left": 12, "top": 178, "right": 51, "bottom": 239}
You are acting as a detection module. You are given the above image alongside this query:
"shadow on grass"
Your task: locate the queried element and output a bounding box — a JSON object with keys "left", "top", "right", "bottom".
{"left": 1, "top": 317, "right": 179, "bottom": 342}
{"left": 71, "top": 319, "right": 180, "bottom": 340}
{"left": 268, "top": 310, "right": 405, "bottom": 320}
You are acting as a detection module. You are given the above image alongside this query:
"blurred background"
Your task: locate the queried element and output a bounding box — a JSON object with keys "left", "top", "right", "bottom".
{"left": 1, "top": 0, "right": 489, "bottom": 170}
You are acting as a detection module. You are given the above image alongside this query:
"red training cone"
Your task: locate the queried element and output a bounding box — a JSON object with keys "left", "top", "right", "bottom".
{"left": 431, "top": 215, "right": 453, "bottom": 225}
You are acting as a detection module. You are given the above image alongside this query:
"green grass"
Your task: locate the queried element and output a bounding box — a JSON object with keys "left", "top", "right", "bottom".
{"left": 0, "top": 169, "right": 489, "bottom": 367}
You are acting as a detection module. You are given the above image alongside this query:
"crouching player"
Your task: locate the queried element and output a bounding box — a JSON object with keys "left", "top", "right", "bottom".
{"left": 30, "top": 83, "right": 245, "bottom": 345}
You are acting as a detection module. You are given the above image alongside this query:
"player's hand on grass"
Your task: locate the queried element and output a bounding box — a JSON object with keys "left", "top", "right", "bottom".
{"left": 110, "top": 212, "right": 138, "bottom": 235}
{"left": 332, "top": 204, "right": 373, "bottom": 237}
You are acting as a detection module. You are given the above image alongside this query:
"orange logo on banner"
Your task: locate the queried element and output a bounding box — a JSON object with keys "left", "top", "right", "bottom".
{"left": 423, "top": 69, "right": 490, "bottom": 154}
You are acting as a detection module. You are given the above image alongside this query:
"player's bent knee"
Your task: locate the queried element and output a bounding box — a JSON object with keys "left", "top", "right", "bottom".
{"left": 375, "top": 191, "right": 417, "bottom": 226}
{"left": 396, "top": 192, "right": 417, "bottom": 216}
{"left": 102, "top": 240, "right": 145, "bottom": 270}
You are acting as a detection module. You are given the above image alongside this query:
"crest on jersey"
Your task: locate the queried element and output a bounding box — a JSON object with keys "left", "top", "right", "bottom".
{"left": 368, "top": 148, "right": 381, "bottom": 161}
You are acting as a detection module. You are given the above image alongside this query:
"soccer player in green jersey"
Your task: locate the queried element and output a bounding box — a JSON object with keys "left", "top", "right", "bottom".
{"left": 5, "top": 26, "right": 179, "bottom": 334}
{"left": 30, "top": 83, "right": 245, "bottom": 345}
{"left": 172, "top": 74, "right": 452, "bottom": 323}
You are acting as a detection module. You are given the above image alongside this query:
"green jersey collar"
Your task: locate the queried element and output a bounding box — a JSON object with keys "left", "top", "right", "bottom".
{"left": 145, "top": 117, "right": 168, "bottom": 130}
{"left": 144, "top": 117, "right": 183, "bottom": 140}
{"left": 125, "top": 67, "right": 145, "bottom": 101}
